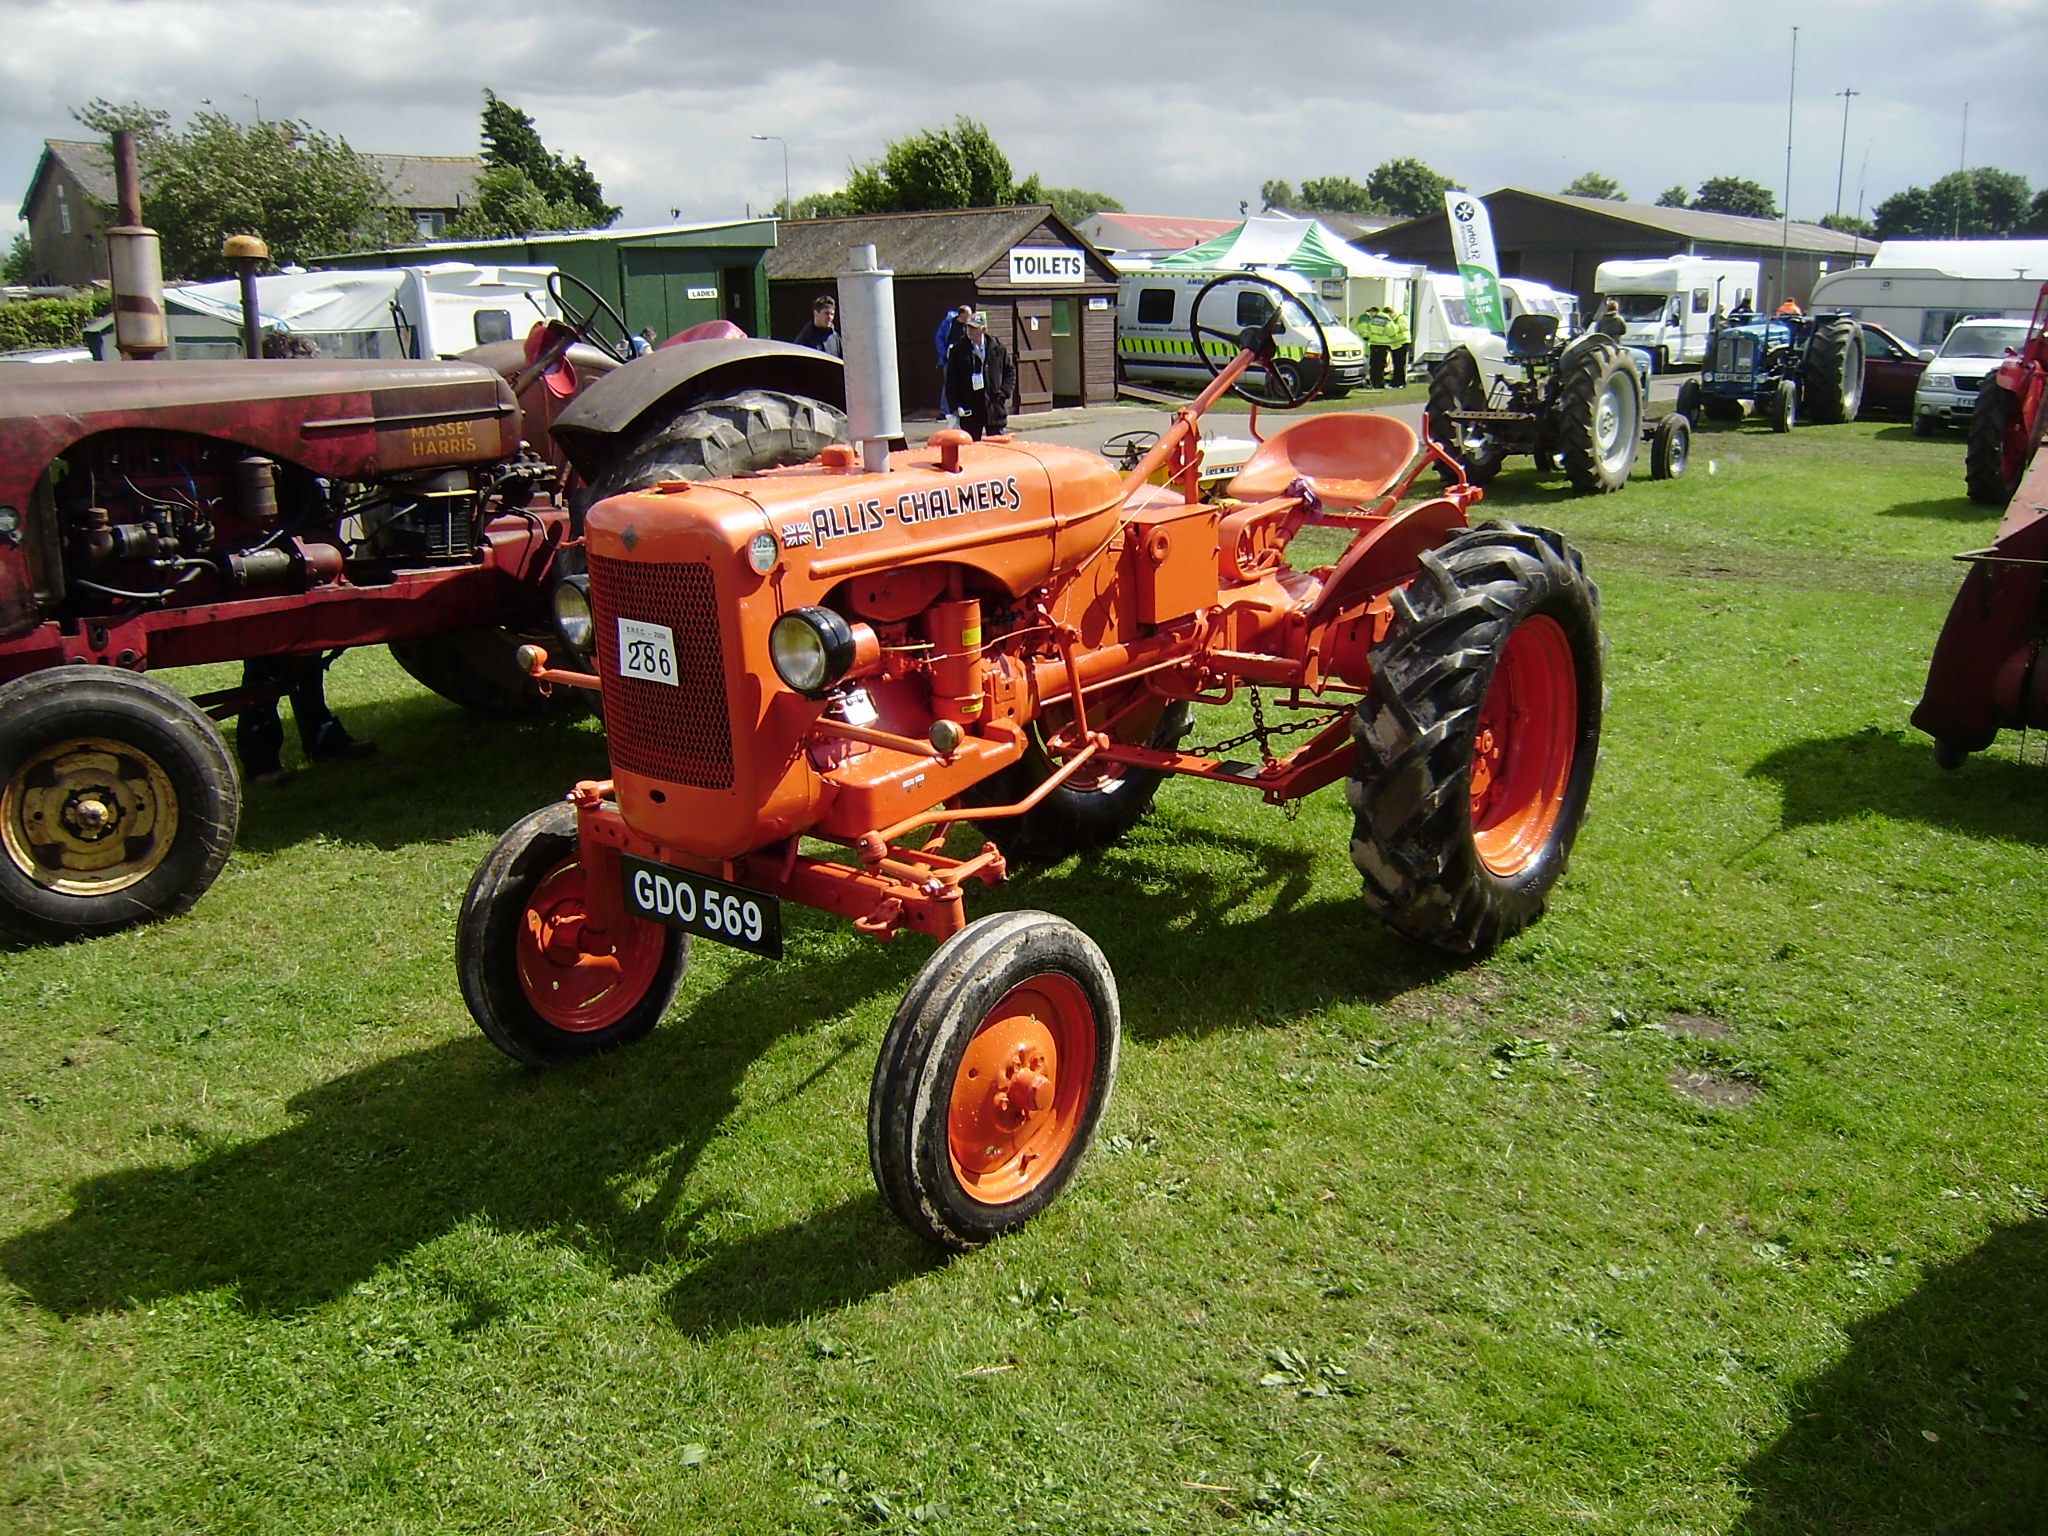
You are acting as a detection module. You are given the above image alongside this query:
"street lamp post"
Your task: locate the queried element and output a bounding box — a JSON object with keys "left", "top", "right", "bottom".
{"left": 752, "top": 134, "right": 790, "bottom": 218}
{"left": 1834, "top": 87, "right": 1860, "bottom": 221}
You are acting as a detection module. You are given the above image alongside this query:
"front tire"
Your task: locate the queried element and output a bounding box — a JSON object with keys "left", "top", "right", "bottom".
{"left": 390, "top": 625, "right": 591, "bottom": 721}
{"left": 1426, "top": 347, "right": 1504, "bottom": 486}
{"left": 458, "top": 801, "right": 688, "bottom": 1066}
{"left": 868, "top": 911, "right": 1120, "bottom": 1251}
{"left": 583, "top": 388, "right": 850, "bottom": 504}
{"left": 1965, "top": 382, "right": 2022, "bottom": 508}
{"left": 1348, "top": 522, "right": 1602, "bottom": 956}
{"left": 1768, "top": 377, "right": 1798, "bottom": 432}
{"left": 0, "top": 668, "right": 240, "bottom": 942}
{"left": 1555, "top": 337, "right": 1643, "bottom": 493}
{"left": 1800, "top": 316, "right": 1864, "bottom": 424}
{"left": 1650, "top": 412, "right": 1691, "bottom": 480}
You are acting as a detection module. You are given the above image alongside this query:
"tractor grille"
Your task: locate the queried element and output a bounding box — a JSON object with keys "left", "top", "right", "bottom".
{"left": 587, "top": 553, "right": 735, "bottom": 789}
{"left": 1713, "top": 333, "right": 1757, "bottom": 375}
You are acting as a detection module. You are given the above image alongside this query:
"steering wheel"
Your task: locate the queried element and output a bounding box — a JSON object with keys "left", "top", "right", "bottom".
{"left": 546, "top": 270, "right": 633, "bottom": 364}
{"left": 1100, "top": 428, "right": 1160, "bottom": 470}
{"left": 1188, "top": 273, "right": 1329, "bottom": 409}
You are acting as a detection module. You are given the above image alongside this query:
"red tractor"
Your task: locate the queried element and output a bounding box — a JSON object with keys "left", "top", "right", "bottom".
{"left": 0, "top": 280, "right": 845, "bottom": 942}
{"left": 1965, "top": 281, "right": 2048, "bottom": 507}
{"left": 457, "top": 274, "right": 1603, "bottom": 1251}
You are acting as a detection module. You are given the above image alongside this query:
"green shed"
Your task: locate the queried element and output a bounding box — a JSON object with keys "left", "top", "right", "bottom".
{"left": 320, "top": 218, "right": 780, "bottom": 342}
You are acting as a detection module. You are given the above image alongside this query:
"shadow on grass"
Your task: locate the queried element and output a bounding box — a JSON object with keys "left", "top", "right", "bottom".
{"left": 229, "top": 689, "right": 614, "bottom": 857}
{"left": 1748, "top": 726, "right": 2048, "bottom": 844}
{"left": 1872, "top": 496, "right": 1987, "bottom": 523}
{"left": 1733, "top": 1218, "right": 2048, "bottom": 1535}
{"left": 2, "top": 810, "right": 1453, "bottom": 1327}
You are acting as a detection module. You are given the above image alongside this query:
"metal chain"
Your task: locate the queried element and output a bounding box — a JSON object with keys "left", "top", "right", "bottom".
{"left": 1185, "top": 687, "right": 1353, "bottom": 769}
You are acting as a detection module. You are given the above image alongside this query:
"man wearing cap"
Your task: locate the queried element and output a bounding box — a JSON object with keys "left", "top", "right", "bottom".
{"left": 945, "top": 310, "right": 1012, "bottom": 440}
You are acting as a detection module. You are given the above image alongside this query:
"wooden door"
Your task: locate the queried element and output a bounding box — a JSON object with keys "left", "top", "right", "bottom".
{"left": 1014, "top": 297, "right": 1053, "bottom": 410}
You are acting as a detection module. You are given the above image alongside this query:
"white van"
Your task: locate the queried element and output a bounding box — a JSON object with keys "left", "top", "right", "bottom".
{"left": 1593, "top": 257, "right": 1760, "bottom": 371}
{"left": 1411, "top": 272, "right": 1583, "bottom": 374}
{"left": 1117, "top": 264, "right": 1368, "bottom": 397}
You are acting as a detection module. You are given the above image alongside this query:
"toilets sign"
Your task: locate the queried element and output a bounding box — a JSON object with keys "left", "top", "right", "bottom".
{"left": 1008, "top": 247, "right": 1086, "bottom": 284}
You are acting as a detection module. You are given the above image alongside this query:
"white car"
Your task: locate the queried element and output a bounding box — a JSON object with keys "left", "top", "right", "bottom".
{"left": 1913, "top": 317, "right": 2030, "bottom": 435}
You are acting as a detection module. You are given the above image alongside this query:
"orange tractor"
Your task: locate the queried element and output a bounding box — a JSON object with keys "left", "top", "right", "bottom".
{"left": 458, "top": 269, "right": 1603, "bottom": 1250}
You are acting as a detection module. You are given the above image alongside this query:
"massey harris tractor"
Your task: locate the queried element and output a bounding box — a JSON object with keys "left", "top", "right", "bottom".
{"left": 1425, "top": 313, "right": 1682, "bottom": 492}
{"left": 457, "top": 266, "right": 1603, "bottom": 1252}
{"left": 1694, "top": 308, "right": 1864, "bottom": 431}
{"left": 1964, "top": 281, "right": 2048, "bottom": 508}
{"left": 0, "top": 275, "right": 846, "bottom": 943}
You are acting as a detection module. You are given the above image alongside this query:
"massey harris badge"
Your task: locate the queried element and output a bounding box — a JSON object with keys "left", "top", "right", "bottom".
{"left": 782, "top": 475, "right": 1023, "bottom": 549}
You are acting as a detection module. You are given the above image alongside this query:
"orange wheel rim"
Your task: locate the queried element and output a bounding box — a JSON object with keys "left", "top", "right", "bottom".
{"left": 515, "top": 856, "right": 668, "bottom": 1031}
{"left": 1470, "top": 614, "right": 1577, "bottom": 877}
{"left": 947, "top": 974, "right": 1096, "bottom": 1206}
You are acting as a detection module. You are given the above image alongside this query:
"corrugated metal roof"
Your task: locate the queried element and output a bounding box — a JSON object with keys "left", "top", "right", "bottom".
{"left": 766, "top": 206, "right": 1078, "bottom": 280}
{"left": 1077, "top": 212, "right": 1241, "bottom": 253}
{"left": 1514, "top": 190, "right": 1868, "bottom": 254}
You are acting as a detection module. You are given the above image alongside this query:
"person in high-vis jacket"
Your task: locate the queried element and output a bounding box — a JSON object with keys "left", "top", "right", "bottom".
{"left": 1383, "top": 304, "right": 1411, "bottom": 388}
{"left": 1359, "top": 306, "right": 1394, "bottom": 389}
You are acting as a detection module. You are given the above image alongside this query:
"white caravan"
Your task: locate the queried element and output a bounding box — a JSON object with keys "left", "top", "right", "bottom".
{"left": 1592, "top": 257, "right": 1761, "bottom": 371}
{"left": 85, "top": 262, "right": 563, "bottom": 361}
{"left": 1809, "top": 240, "right": 2048, "bottom": 351}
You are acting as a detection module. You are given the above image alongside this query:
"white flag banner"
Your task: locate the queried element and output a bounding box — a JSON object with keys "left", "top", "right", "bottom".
{"left": 1444, "top": 190, "right": 1507, "bottom": 335}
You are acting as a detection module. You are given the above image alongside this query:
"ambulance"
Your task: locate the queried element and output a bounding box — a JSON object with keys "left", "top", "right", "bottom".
{"left": 1115, "top": 263, "right": 1368, "bottom": 398}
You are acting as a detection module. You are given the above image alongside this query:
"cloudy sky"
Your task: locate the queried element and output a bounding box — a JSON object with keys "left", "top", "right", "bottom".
{"left": 4, "top": 0, "right": 2044, "bottom": 247}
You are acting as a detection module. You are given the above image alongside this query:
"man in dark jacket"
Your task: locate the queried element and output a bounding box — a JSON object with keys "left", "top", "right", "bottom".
{"left": 944, "top": 310, "right": 1012, "bottom": 440}
{"left": 794, "top": 294, "right": 842, "bottom": 357}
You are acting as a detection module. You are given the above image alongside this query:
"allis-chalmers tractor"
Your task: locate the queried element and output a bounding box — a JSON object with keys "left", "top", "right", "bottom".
{"left": 458, "top": 269, "right": 1603, "bottom": 1252}
{"left": 0, "top": 276, "right": 846, "bottom": 943}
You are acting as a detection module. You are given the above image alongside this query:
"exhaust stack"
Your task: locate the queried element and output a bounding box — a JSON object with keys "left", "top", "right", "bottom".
{"left": 836, "top": 244, "right": 902, "bottom": 474}
{"left": 106, "top": 130, "right": 167, "bottom": 361}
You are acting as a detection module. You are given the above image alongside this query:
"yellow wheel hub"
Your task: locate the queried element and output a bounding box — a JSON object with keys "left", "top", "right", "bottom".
{"left": 1, "top": 737, "right": 179, "bottom": 895}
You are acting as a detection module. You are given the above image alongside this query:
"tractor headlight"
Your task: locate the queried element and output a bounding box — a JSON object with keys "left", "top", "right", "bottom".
{"left": 770, "top": 606, "right": 857, "bottom": 698}
{"left": 552, "top": 574, "right": 594, "bottom": 656}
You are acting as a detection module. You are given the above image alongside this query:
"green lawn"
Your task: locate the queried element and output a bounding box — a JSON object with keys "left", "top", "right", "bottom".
{"left": 4, "top": 418, "right": 2043, "bottom": 1534}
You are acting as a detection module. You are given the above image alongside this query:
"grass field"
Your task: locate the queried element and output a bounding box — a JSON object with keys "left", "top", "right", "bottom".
{"left": 4, "top": 416, "right": 2044, "bottom": 1534}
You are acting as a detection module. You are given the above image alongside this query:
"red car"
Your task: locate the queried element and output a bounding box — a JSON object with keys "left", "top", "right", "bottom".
{"left": 1860, "top": 322, "right": 1930, "bottom": 415}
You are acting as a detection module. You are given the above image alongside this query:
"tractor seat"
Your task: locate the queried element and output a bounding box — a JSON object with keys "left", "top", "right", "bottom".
{"left": 1505, "top": 312, "right": 1559, "bottom": 359}
{"left": 1223, "top": 412, "right": 1420, "bottom": 511}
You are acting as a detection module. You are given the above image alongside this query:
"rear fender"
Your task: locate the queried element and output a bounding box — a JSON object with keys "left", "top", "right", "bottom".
{"left": 548, "top": 339, "right": 847, "bottom": 481}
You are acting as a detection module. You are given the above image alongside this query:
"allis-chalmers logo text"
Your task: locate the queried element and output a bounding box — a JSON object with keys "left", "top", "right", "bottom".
{"left": 781, "top": 475, "right": 1022, "bottom": 549}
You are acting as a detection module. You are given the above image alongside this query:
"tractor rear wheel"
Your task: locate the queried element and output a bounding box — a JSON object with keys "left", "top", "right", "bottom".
{"left": 1426, "top": 347, "right": 1505, "bottom": 486}
{"left": 963, "top": 686, "right": 1192, "bottom": 863}
{"left": 0, "top": 668, "right": 239, "bottom": 942}
{"left": 458, "top": 801, "right": 688, "bottom": 1066}
{"left": 1348, "top": 522, "right": 1601, "bottom": 956}
{"left": 1801, "top": 316, "right": 1865, "bottom": 424}
{"left": 1555, "top": 337, "right": 1643, "bottom": 493}
{"left": 390, "top": 625, "right": 591, "bottom": 721}
{"left": 582, "top": 388, "right": 851, "bottom": 504}
{"left": 868, "top": 910, "right": 1119, "bottom": 1251}
{"left": 1965, "top": 381, "right": 2023, "bottom": 508}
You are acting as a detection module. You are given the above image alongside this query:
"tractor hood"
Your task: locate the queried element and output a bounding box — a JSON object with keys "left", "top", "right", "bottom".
{"left": 0, "top": 358, "right": 520, "bottom": 508}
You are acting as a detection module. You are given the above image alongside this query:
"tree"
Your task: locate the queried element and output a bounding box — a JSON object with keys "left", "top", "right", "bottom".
{"left": 1036, "top": 187, "right": 1123, "bottom": 226}
{"left": 1297, "top": 175, "right": 1383, "bottom": 214}
{"left": 1689, "top": 177, "right": 1779, "bottom": 218}
{"left": 2027, "top": 188, "right": 2048, "bottom": 236}
{"left": 833, "top": 117, "right": 1018, "bottom": 214}
{"left": 1874, "top": 167, "right": 2031, "bottom": 239}
{"left": 1818, "top": 211, "right": 1877, "bottom": 239}
{"left": 1260, "top": 179, "right": 1296, "bottom": 212}
{"left": 1563, "top": 172, "right": 1626, "bottom": 201}
{"left": 72, "top": 100, "right": 407, "bottom": 278}
{"left": 1365, "top": 158, "right": 1455, "bottom": 218}
{"left": 463, "top": 90, "right": 617, "bottom": 232}
{"left": 3, "top": 232, "right": 31, "bottom": 285}
{"left": 1655, "top": 184, "right": 1690, "bottom": 208}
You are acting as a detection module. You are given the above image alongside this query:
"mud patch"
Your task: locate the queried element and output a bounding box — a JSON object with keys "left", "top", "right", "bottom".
{"left": 1671, "top": 1068, "right": 1759, "bottom": 1108}
{"left": 1661, "top": 1012, "right": 1732, "bottom": 1041}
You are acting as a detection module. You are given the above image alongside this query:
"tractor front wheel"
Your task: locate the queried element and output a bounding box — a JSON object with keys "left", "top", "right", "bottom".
{"left": 1650, "top": 412, "right": 1691, "bottom": 480}
{"left": 1426, "top": 347, "right": 1505, "bottom": 486}
{"left": 1348, "top": 522, "right": 1602, "bottom": 956}
{"left": 1965, "top": 382, "right": 2023, "bottom": 508}
{"left": 1555, "top": 337, "right": 1642, "bottom": 493}
{"left": 1768, "top": 378, "right": 1799, "bottom": 432}
{"left": 458, "top": 801, "right": 688, "bottom": 1066}
{"left": 0, "top": 668, "right": 240, "bottom": 943}
{"left": 868, "top": 911, "right": 1119, "bottom": 1251}
{"left": 390, "top": 625, "right": 592, "bottom": 721}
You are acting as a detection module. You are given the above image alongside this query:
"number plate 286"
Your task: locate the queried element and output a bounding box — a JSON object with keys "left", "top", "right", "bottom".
{"left": 622, "top": 856, "right": 783, "bottom": 959}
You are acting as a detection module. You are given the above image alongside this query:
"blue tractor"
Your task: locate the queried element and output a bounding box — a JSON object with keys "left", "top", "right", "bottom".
{"left": 1690, "top": 310, "right": 1864, "bottom": 431}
